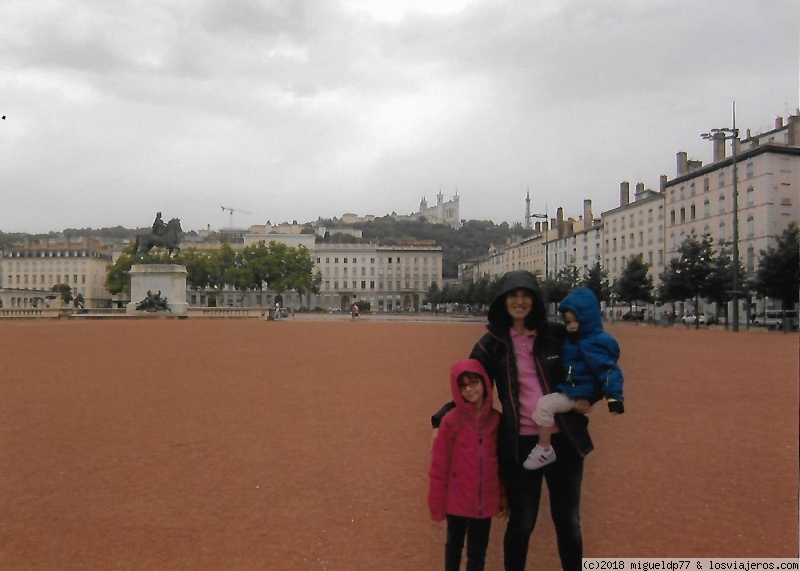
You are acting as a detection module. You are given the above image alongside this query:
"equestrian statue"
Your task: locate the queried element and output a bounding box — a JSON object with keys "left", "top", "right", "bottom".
{"left": 132, "top": 212, "right": 183, "bottom": 257}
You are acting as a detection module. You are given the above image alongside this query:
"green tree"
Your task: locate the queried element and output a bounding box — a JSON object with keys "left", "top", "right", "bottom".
{"left": 178, "top": 249, "right": 217, "bottom": 291}
{"left": 755, "top": 223, "right": 800, "bottom": 330}
{"left": 703, "top": 246, "right": 745, "bottom": 327}
{"left": 425, "top": 282, "right": 441, "bottom": 305}
{"left": 105, "top": 246, "right": 136, "bottom": 295}
{"left": 213, "top": 244, "right": 238, "bottom": 291}
{"left": 582, "top": 261, "right": 610, "bottom": 303}
{"left": 657, "top": 257, "right": 689, "bottom": 304}
{"left": 614, "top": 254, "right": 654, "bottom": 318}
{"left": 556, "top": 264, "right": 582, "bottom": 290}
{"left": 540, "top": 278, "right": 570, "bottom": 309}
{"left": 234, "top": 242, "right": 274, "bottom": 292}
{"left": 540, "top": 264, "right": 581, "bottom": 309}
{"left": 658, "top": 233, "right": 714, "bottom": 325}
{"left": 213, "top": 241, "right": 322, "bottom": 308}
{"left": 276, "top": 244, "right": 321, "bottom": 305}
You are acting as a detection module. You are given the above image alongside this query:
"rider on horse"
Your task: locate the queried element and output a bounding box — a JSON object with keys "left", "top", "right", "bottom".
{"left": 152, "top": 212, "right": 167, "bottom": 237}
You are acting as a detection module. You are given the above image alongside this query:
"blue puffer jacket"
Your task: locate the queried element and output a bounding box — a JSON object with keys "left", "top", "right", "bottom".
{"left": 557, "top": 287, "right": 624, "bottom": 402}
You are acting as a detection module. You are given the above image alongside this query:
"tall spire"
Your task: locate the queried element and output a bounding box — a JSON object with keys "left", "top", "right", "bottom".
{"left": 525, "top": 188, "right": 532, "bottom": 230}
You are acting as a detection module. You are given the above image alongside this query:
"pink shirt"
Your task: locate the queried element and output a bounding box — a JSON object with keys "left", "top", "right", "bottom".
{"left": 510, "top": 328, "right": 560, "bottom": 436}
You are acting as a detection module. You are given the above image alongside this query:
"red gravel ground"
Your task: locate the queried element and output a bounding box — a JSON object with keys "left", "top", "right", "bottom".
{"left": 1, "top": 318, "right": 797, "bottom": 570}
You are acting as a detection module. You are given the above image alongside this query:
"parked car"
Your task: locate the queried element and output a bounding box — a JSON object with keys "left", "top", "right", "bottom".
{"left": 621, "top": 309, "right": 646, "bottom": 321}
{"left": 681, "top": 314, "right": 714, "bottom": 325}
{"left": 752, "top": 310, "right": 799, "bottom": 330}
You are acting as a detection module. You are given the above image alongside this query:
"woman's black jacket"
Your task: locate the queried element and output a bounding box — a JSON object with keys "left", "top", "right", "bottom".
{"left": 432, "top": 320, "right": 593, "bottom": 478}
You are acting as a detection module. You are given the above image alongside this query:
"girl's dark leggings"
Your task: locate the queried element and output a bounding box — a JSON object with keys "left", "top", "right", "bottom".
{"left": 504, "top": 433, "right": 584, "bottom": 571}
{"left": 445, "top": 514, "right": 492, "bottom": 571}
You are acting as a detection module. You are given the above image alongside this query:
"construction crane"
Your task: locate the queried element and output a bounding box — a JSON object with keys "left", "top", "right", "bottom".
{"left": 220, "top": 206, "right": 252, "bottom": 228}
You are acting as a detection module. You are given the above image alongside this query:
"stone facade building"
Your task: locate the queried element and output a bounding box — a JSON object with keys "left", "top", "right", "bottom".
{"left": 1, "top": 237, "right": 115, "bottom": 309}
{"left": 312, "top": 243, "right": 442, "bottom": 311}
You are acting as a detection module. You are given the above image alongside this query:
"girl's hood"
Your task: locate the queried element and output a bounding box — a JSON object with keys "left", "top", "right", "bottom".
{"left": 449, "top": 359, "right": 493, "bottom": 413}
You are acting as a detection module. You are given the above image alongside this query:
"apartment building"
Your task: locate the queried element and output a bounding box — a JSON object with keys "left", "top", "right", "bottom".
{"left": 0, "top": 237, "right": 115, "bottom": 308}
{"left": 602, "top": 182, "right": 666, "bottom": 285}
{"left": 459, "top": 200, "right": 601, "bottom": 286}
{"left": 548, "top": 201, "right": 603, "bottom": 280}
{"left": 663, "top": 114, "right": 800, "bottom": 316}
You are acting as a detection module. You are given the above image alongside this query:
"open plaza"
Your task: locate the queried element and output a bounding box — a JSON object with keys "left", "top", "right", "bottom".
{"left": 1, "top": 318, "right": 797, "bottom": 569}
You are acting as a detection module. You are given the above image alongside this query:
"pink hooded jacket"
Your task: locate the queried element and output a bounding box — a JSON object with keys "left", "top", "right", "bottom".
{"left": 428, "top": 359, "right": 504, "bottom": 521}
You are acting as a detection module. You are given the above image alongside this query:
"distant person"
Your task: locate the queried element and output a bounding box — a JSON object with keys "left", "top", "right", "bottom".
{"left": 523, "top": 287, "right": 625, "bottom": 470}
{"left": 274, "top": 302, "right": 281, "bottom": 321}
{"left": 428, "top": 359, "right": 504, "bottom": 571}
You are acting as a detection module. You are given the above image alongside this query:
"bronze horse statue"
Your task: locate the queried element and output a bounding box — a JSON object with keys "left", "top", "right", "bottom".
{"left": 133, "top": 218, "right": 182, "bottom": 257}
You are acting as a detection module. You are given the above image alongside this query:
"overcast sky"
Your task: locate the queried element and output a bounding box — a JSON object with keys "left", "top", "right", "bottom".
{"left": 1, "top": 0, "right": 797, "bottom": 234}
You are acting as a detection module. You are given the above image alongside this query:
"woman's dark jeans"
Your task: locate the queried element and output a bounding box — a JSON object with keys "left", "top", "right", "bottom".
{"left": 445, "top": 515, "right": 492, "bottom": 571}
{"left": 504, "top": 433, "right": 584, "bottom": 571}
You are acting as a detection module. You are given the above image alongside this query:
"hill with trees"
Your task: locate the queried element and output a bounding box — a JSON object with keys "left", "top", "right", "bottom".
{"left": 325, "top": 217, "right": 532, "bottom": 278}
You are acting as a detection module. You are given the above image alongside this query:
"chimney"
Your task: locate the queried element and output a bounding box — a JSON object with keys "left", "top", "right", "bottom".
{"left": 687, "top": 159, "right": 703, "bottom": 172}
{"left": 659, "top": 175, "right": 668, "bottom": 192}
{"left": 635, "top": 182, "right": 645, "bottom": 197}
{"left": 556, "top": 208, "right": 564, "bottom": 237}
{"left": 712, "top": 133, "right": 726, "bottom": 162}
{"left": 583, "top": 199, "right": 593, "bottom": 229}
{"left": 676, "top": 152, "right": 688, "bottom": 176}
{"left": 788, "top": 113, "right": 799, "bottom": 146}
{"left": 776, "top": 116, "right": 784, "bottom": 129}
{"left": 620, "top": 181, "right": 630, "bottom": 206}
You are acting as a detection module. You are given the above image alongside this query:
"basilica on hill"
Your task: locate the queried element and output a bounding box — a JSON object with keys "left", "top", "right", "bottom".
{"left": 393, "top": 190, "right": 461, "bottom": 229}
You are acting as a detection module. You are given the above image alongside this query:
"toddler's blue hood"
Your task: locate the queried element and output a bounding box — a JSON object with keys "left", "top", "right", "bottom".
{"left": 558, "top": 287, "right": 603, "bottom": 336}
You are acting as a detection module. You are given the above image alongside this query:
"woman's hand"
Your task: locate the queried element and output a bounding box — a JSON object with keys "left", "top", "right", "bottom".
{"left": 572, "top": 399, "right": 593, "bottom": 414}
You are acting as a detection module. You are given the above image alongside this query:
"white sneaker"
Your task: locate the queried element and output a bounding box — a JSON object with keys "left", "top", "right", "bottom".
{"left": 523, "top": 444, "right": 556, "bottom": 470}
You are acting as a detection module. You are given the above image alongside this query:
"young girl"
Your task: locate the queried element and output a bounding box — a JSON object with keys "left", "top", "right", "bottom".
{"left": 428, "top": 359, "right": 504, "bottom": 571}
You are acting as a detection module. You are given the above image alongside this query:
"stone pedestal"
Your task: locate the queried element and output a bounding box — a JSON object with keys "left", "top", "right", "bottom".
{"left": 126, "top": 264, "right": 188, "bottom": 316}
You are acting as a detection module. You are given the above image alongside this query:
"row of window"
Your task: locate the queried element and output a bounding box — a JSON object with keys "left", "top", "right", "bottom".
{"left": 669, "top": 188, "right": 757, "bottom": 225}
{"left": 609, "top": 207, "right": 664, "bottom": 232}
{"left": 324, "top": 266, "right": 432, "bottom": 277}
{"left": 611, "top": 246, "right": 760, "bottom": 274}
{"left": 3, "top": 250, "right": 110, "bottom": 259}
{"left": 606, "top": 230, "right": 664, "bottom": 253}
{"left": 6, "top": 274, "right": 87, "bottom": 286}
{"left": 316, "top": 256, "right": 438, "bottom": 266}
{"left": 324, "top": 280, "right": 425, "bottom": 291}
{"left": 669, "top": 162, "right": 758, "bottom": 203}
{"left": 606, "top": 250, "right": 665, "bottom": 272}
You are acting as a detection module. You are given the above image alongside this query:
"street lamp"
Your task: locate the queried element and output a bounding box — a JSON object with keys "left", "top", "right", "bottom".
{"left": 701, "top": 106, "right": 740, "bottom": 331}
{"left": 527, "top": 212, "right": 549, "bottom": 280}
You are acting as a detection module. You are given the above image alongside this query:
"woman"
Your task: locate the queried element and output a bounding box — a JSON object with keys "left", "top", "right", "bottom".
{"left": 432, "top": 270, "right": 593, "bottom": 571}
